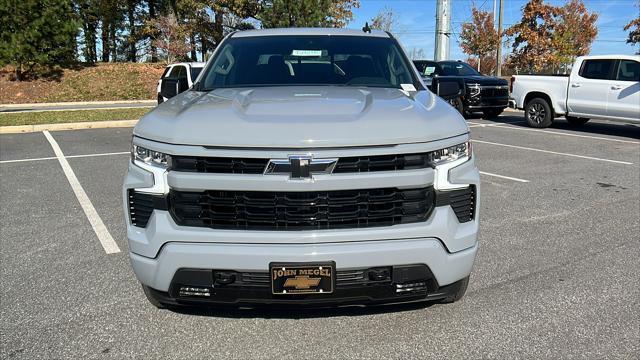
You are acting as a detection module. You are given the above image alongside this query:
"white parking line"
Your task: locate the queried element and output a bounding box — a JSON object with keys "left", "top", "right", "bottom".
{"left": 0, "top": 151, "right": 128, "bottom": 164}
{"left": 475, "top": 123, "right": 640, "bottom": 144}
{"left": 469, "top": 121, "right": 526, "bottom": 128}
{"left": 480, "top": 171, "right": 529, "bottom": 183}
{"left": 473, "top": 140, "right": 635, "bottom": 165}
{"left": 43, "top": 131, "right": 121, "bottom": 254}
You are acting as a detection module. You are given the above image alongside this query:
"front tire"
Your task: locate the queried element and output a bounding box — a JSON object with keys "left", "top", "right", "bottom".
{"left": 157, "top": 94, "right": 164, "bottom": 105}
{"left": 482, "top": 109, "right": 503, "bottom": 119}
{"left": 525, "top": 98, "right": 553, "bottom": 128}
{"left": 565, "top": 116, "right": 590, "bottom": 126}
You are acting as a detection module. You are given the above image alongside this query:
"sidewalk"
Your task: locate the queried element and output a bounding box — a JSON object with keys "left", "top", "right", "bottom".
{"left": 0, "top": 100, "right": 156, "bottom": 113}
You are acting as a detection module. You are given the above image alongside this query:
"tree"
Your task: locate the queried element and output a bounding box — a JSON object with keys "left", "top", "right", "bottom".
{"left": 151, "top": 13, "right": 193, "bottom": 63}
{"left": 260, "top": 0, "right": 330, "bottom": 28}
{"left": 259, "top": 0, "right": 358, "bottom": 28}
{"left": 370, "top": 6, "right": 398, "bottom": 32}
{"left": 552, "top": 0, "right": 597, "bottom": 67}
{"left": 459, "top": 7, "right": 498, "bottom": 73}
{"left": 505, "top": 0, "right": 559, "bottom": 72}
{"left": 329, "top": 0, "right": 360, "bottom": 28}
{"left": 624, "top": 1, "right": 640, "bottom": 50}
{"left": 75, "top": 0, "right": 100, "bottom": 63}
{"left": 0, "top": 0, "right": 79, "bottom": 80}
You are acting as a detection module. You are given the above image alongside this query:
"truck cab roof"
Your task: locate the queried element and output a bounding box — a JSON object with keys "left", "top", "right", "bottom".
{"left": 231, "top": 27, "right": 391, "bottom": 38}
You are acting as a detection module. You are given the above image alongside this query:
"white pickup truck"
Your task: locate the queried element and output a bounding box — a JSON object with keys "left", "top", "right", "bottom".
{"left": 510, "top": 55, "right": 639, "bottom": 128}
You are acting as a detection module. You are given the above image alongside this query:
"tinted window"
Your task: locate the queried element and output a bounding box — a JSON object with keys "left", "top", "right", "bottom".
{"left": 200, "top": 36, "right": 417, "bottom": 90}
{"left": 579, "top": 59, "right": 614, "bottom": 80}
{"left": 170, "top": 66, "right": 187, "bottom": 79}
{"left": 438, "top": 62, "right": 481, "bottom": 76}
{"left": 190, "top": 67, "right": 203, "bottom": 80}
{"left": 616, "top": 60, "right": 640, "bottom": 82}
{"left": 413, "top": 61, "right": 440, "bottom": 77}
{"left": 161, "top": 66, "right": 171, "bottom": 78}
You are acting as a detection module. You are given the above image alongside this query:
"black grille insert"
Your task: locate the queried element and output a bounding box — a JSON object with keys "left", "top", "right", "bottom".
{"left": 333, "top": 153, "right": 431, "bottom": 173}
{"left": 172, "top": 156, "right": 269, "bottom": 174}
{"left": 171, "top": 153, "right": 434, "bottom": 174}
{"left": 169, "top": 187, "right": 435, "bottom": 231}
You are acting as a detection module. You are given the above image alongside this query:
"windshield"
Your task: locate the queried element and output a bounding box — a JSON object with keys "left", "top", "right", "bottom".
{"left": 438, "top": 62, "right": 481, "bottom": 76}
{"left": 199, "top": 35, "right": 417, "bottom": 90}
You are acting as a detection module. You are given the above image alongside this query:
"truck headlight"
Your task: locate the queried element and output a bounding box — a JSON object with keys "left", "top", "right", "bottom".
{"left": 430, "top": 141, "right": 472, "bottom": 191}
{"left": 429, "top": 141, "right": 471, "bottom": 166}
{"left": 132, "top": 145, "right": 170, "bottom": 168}
{"left": 466, "top": 83, "right": 480, "bottom": 97}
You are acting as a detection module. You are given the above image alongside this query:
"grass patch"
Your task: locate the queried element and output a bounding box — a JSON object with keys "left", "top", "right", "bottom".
{"left": 1, "top": 63, "right": 165, "bottom": 104}
{"left": 0, "top": 108, "right": 150, "bottom": 126}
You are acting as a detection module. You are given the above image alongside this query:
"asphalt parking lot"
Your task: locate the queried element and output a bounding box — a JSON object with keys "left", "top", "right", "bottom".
{"left": 1, "top": 112, "right": 639, "bottom": 359}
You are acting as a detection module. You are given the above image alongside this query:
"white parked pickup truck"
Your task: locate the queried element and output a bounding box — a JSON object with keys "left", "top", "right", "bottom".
{"left": 510, "top": 55, "right": 639, "bottom": 128}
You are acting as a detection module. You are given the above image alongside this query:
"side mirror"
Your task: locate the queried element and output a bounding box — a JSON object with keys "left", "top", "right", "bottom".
{"left": 160, "top": 77, "right": 189, "bottom": 100}
{"left": 432, "top": 78, "right": 464, "bottom": 100}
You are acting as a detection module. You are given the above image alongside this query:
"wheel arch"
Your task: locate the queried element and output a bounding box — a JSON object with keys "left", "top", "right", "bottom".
{"left": 524, "top": 92, "right": 555, "bottom": 117}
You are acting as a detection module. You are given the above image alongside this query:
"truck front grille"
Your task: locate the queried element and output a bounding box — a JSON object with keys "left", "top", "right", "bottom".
{"left": 169, "top": 187, "right": 435, "bottom": 231}
{"left": 171, "top": 153, "right": 433, "bottom": 174}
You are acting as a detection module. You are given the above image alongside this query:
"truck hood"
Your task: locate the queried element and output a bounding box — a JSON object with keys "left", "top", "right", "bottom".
{"left": 463, "top": 76, "right": 508, "bottom": 86}
{"left": 134, "top": 86, "right": 468, "bottom": 148}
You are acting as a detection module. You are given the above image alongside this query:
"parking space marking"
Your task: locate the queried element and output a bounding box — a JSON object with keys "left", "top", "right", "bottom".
{"left": 468, "top": 122, "right": 526, "bottom": 128}
{"left": 0, "top": 151, "right": 128, "bottom": 164}
{"left": 43, "top": 131, "right": 121, "bottom": 254}
{"left": 479, "top": 171, "right": 530, "bottom": 183}
{"left": 475, "top": 123, "right": 640, "bottom": 144}
{"left": 474, "top": 139, "right": 635, "bottom": 165}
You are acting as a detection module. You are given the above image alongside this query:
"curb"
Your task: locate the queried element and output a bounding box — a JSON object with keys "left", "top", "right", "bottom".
{"left": 0, "top": 120, "right": 138, "bottom": 134}
{"left": 0, "top": 100, "right": 156, "bottom": 108}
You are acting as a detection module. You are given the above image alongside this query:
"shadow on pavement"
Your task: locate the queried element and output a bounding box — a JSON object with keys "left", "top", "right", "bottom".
{"left": 165, "top": 300, "right": 435, "bottom": 319}
{"left": 476, "top": 114, "right": 640, "bottom": 140}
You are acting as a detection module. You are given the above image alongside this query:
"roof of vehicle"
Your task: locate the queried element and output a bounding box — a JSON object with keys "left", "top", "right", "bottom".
{"left": 231, "top": 27, "right": 391, "bottom": 38}
{"left": 165, "top": 62, "right": 206, "bottom": 68}
{"left": 577, "top": 54, "right": 640, "bottom": 61}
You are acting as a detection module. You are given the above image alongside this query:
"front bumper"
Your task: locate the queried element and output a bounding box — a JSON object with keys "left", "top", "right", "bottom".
{"left": 131, "top": 238, "right": 477, "bottom": 306}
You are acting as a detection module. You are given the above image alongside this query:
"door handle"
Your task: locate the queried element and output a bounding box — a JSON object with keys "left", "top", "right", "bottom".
{"left": 571, "top": 83, "right": 581, "bottom": 88}
{"left": 611, "top": 85, "right": 622, "bottom": 90}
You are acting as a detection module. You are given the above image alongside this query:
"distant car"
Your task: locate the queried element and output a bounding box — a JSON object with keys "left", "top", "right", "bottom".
{"left": 414, "top": 60, "right": 509, "bottom": 119}
{"left": 157, "top": 62, "right": 205, "bottom": 104}
{"left": 510, "top": 55, "right": 640, "bottom": 128}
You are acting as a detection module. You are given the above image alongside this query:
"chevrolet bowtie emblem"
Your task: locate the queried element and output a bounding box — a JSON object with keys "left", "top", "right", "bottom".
{"left": 264, "top": 155, "right": 337, "bottom": 179}
{"left": 283, "top": 276, "right": 321, "bottom": 290}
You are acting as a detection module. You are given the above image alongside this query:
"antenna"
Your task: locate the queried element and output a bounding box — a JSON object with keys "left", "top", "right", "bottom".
{"left": 362, "top": 22, "right": 372, "bottom": 33}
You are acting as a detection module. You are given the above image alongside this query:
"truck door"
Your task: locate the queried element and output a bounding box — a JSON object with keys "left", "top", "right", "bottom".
{"left": 607, "top": 59, "right": 640, "bottom": 121}
{"left": 567, "top": 59, "right": 616, "bottom": 118}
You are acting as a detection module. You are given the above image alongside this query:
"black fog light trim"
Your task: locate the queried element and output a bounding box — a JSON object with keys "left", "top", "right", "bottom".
{"left": 128, "top": 190, "right": 168, "bottom": 228}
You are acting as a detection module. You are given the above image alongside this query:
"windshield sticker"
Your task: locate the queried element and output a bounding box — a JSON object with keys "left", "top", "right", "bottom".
{"left": 424, "top": 66, "right": 436, "bottom": 75}
{"left": 291, "top": 50, "right": 323, "bottom": 57}
{"left": 401, "top": 84, "right": 417, "bottom": 92}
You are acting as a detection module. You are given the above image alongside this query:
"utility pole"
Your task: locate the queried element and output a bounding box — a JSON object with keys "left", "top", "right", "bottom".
{"left": 434, "top": 0, "right": 451, "bottom": 61}
{"left": 496, "top": 0, "right": 504, "bottom": 76}
{"left": 493, "top": 0, "right": 497, "bottom": 27}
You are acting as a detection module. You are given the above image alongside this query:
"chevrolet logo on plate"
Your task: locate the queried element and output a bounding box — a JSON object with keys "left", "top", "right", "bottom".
{"left": 283, "top": 276, "right": 321, "bottom": 290}
{"left": 264, "top": 155, "right": 337, "bottom": 180}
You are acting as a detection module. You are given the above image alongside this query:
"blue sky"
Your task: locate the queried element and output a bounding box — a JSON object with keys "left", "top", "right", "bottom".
{"left": 346, "top": 0, "right": 640, "bottom": 60}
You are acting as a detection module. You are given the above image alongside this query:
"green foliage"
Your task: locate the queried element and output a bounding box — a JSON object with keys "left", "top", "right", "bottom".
{"left": 260, "top": 0, "right": 334, "bottom": 28}
{"left": 0, "top": 0, "right": 79, "bottom": 79}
